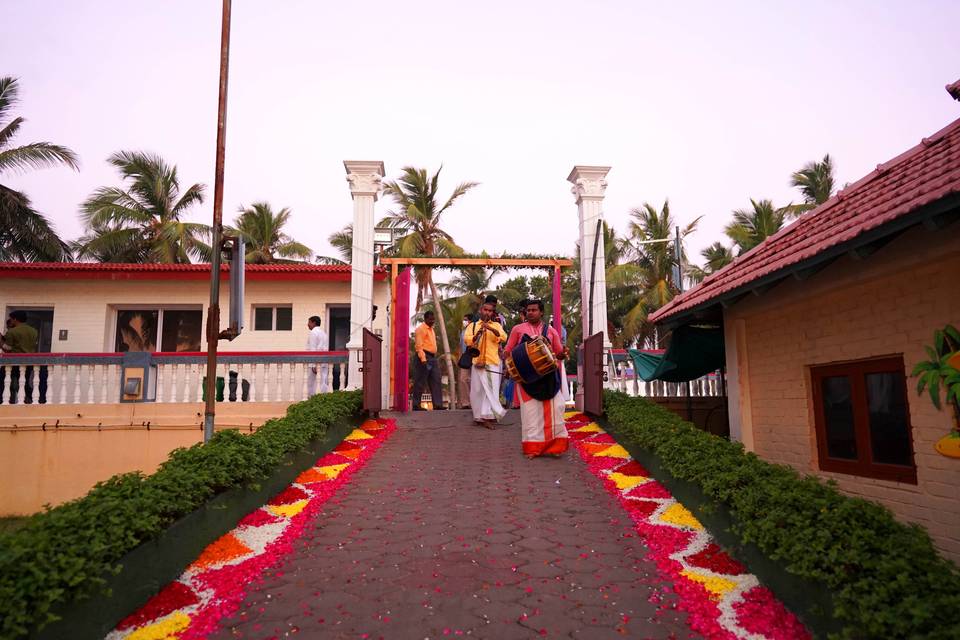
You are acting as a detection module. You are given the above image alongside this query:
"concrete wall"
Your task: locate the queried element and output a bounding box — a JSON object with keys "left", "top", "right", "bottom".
{"left": 723, "top": 225, "right": 960, "bottom": 562}
{"left": 0, "top": 402, "right": 293, "bottom": 514}
{"left": 0, "top": 277, "right": 390, "bottom": 352}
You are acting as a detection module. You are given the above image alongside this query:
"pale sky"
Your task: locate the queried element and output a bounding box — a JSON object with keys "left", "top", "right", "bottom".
{"left": 4, "top": 0, "right": 959, "bottom": 271}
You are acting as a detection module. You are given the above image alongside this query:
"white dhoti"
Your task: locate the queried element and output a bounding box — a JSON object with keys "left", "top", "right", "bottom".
{"left": 307, "top": 363, "right": 329, "bottom": 397}
{"left": 518, "top": 384, "right": 568, "bottom": 457}
{"left": 470, "top": 365, "right": 506, "bottom": 421}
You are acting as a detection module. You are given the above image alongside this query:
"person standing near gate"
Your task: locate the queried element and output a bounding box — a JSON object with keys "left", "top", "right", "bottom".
{"left": 412, "top": 311, "right": 444, "bottom": 410}
{"left": 504, "top": 300, "right": 569, "bottom": 458}
{"left": 305, "top": 315, "right": 329, "bottom": 396}
{"left": 464, "top": 296, "right": 508, "bottom": 427}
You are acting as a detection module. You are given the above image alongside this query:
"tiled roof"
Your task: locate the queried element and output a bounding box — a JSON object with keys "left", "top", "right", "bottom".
{"left": 651, "top": 116, "right": 960, "bottom": 324}
{"left": 948, "top": 79, "right": 960, "bottom": 102}
{"left": 0, "top": 262, "right": 387, "bottom": 281}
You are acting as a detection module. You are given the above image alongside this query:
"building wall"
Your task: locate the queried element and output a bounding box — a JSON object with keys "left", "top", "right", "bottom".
{"left": 724, "top": 226, "right": 960, "bottom": 562}
{"left": 0, "top": 277, "right": 389, "bottom": 352}
{"left": 0, "top": 402, "right": 292, "bottom": 514}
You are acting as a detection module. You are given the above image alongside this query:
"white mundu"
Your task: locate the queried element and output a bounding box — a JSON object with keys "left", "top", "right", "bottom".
{"left": 306, "top": 325, "right": 329, "bottom": 396}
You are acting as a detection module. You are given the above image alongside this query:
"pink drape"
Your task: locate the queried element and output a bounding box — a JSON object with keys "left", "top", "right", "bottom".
{"left": 391, "top": 267, "right": 412, "bottom": 411}
{"left": 552, "top": 266, "right": 562, "bottom": 336}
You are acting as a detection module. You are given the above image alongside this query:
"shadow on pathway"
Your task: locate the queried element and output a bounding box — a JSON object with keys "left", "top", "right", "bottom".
{"left": 211, "top": 409, "right": 698, "bottom": 639}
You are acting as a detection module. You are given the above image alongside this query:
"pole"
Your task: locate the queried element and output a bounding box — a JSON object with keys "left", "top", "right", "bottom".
{"left": 675, "top": 225, "right": 694, "bottom": 420}
{"left": 203, "top": 0, "right": 232, "bottom": 443}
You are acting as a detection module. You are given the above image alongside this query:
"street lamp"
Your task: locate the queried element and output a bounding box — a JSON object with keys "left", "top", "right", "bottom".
{"left": 373, "top": 226, "right": 395, "bottom": 262}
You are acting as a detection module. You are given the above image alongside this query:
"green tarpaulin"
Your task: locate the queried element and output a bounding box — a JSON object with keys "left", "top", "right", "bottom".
{"left": 628, "top": 325, "right": 724, "bottom": 382}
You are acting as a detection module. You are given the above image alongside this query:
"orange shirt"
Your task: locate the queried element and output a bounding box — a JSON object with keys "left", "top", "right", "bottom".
{"left": 414, "top": 323, "right": 437, "bottom": 362}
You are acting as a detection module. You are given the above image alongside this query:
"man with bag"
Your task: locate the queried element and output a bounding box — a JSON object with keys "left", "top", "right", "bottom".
{"left": 463, "top": 296, "right": 508, "bottom": 427}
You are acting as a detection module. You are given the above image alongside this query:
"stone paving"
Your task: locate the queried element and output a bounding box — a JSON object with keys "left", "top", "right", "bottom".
{"left": 211, "top": 410, "right": 699, "bottom": 640}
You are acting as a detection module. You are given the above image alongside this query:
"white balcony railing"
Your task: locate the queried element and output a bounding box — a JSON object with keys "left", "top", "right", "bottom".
{"left": 0, "top": 351, "right": 350, "bottom": 406}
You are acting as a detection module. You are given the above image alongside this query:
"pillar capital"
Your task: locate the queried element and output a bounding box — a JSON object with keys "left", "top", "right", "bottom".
{"left": 344, "top": 160, "right": 385, "bottom": 200}
{"left": 567, "top": 165, "right": 611, "bottom": 204}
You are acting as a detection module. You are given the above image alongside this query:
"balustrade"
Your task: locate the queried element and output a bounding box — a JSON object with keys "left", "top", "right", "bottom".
{"left": 0, "top": 351, "right": 349, "bottom": 406}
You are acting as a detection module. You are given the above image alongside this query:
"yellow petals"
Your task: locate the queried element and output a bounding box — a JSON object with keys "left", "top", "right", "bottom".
{"left": 267, "top": 499, "right": 309, "bottom": 519}
{"left": 316, "top": 463, "right": 350, "bottom": 479}
{"left": 571, "top": 422, "right": 605, "bottom": 433}
{"left": 345, "top": 429, "right": 374, "bottom": 441}
{"left": 594, "top": 444, "right": 630, "bottom": 459}
{"left": 607, "top": 472, "right": 649, "bottom": 491}
{"left": 659, "top": 503, "right": 703, "bottom": 530}
{"left": 681, "top": 569, "right": 738, "bottom": 599}
{"left": 127, "top": 612, "right": 191, "bottom": 640}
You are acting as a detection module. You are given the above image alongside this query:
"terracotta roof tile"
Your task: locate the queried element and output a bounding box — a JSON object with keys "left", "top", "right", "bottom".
{"left": 651, "top": 116, "right": 960, "bottom": 324}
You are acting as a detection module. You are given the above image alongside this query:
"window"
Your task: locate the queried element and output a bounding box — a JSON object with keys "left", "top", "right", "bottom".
{"left": 252, "top": 306, "right": 293, "bottom": 331}
{"left": 5, "top": 307, "right": 54, "bottom": 353}
{"left": 810, "top": 356, "right": 916, "bottom": 483}
{"left": 115, "top": 308, "right": 202, "bottom": 352}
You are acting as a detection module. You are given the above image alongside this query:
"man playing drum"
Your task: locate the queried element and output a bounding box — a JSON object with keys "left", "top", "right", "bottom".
{"left": 463, "top": 295, "right": 508, "bottom": 427}
{"left": 503, "top": 300, "right": 569, "bottom": 458}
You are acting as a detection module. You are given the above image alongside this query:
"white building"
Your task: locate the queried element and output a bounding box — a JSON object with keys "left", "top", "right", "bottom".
{"left": 0, "top": 262, "right": 389, "bottom": 354}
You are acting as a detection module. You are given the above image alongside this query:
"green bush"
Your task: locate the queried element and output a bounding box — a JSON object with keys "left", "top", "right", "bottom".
{"left": 0, "top": 390, "right": 361, "bottom": 639}
{"left": 604, "top": 391, "right": 960, "bottom": 640}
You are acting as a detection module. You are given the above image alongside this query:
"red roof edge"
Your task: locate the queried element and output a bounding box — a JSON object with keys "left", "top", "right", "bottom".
{"left": 650, "top": 114, "right": 960, "bottom": 325}
{"left": 0, "top": 262, "right": 388, "bottom": 282}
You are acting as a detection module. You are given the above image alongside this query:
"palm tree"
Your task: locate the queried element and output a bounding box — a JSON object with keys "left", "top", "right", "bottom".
{"left": 0, "top": 77, "right": 77, "bottom": 262}
{"left": 228, "top": 202, "right": 311, "bottom": 264}
{"left": 316, "top": 224, "right": 354, "bottom": 264}
{"left": 74, "top": 151, "right": 209, "bottom": 263}
{"left": 566, "top": 222, "right": 647, "bottom": 348}
{"left": 687, "top": 242, "right": 735, "bottom": 284}
{"left": 493, "top": 276, "right": 532, "bottom": 317}
{"left": 788, "top": 154, "right": 835, "bottom": 216}
{"left": 440, "top": 265, "right": 494, "bottom": 313}
{"left": 626, "top": 200, "right": 700, "bottom": 306}
{"left": 380, "top": 166, "right": 479, "bottom": 408}
{"left": 724, "top": 198, "right": 787, "bottom": 255}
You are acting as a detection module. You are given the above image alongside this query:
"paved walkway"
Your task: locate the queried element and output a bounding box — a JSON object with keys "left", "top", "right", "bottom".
{"left": 211, "top": 410, "right": 698, "bottom": 639}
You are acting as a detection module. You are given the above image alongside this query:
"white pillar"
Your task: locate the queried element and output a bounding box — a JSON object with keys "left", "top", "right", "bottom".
{"left": 568, "top": 166, "right": 612, "bottom": 349}
{"left": 344, "top": 160, "right": 385, "bottom": 391}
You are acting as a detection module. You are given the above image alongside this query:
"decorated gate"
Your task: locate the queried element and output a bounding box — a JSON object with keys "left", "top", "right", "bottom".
{"left": 361, "top": 328, "right": 382, "bottom": 416}
{"left": 582, "top": 332, "right": 604, "bottom": 416}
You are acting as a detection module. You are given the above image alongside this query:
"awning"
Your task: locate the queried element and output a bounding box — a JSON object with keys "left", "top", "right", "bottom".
{"left": 628, "top": 325, "right": 724, "bottom": 382}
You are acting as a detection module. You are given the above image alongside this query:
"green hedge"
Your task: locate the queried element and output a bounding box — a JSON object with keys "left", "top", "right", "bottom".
{"left": 0, "top": 390, "right": 362, "bottom": 639}
{"left": 604, "top": 392, "right": 960, "bottom": 640}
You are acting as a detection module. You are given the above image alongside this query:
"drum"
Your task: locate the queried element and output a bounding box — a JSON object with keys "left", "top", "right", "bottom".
{"left": 505, "top": 335, "right": 558, "bottom": 384}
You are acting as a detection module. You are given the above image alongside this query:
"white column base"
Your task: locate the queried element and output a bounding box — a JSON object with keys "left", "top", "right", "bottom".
{"left": 345, "top": 340, "right": 362, "bottom": 391}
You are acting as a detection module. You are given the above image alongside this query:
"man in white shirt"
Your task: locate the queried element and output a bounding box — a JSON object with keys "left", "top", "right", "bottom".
{"left": 305, "top": 315, "right": 329, "bottom": 396}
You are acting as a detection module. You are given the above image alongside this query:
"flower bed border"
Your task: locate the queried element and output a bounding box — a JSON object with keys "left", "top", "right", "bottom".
{"left": 596, "top": 414, "right": 839, "bottom": 638}
{"left": 0, "top": 391, "right": 364, "bottom": 640}
{"left": 602, "top": 391, "right": 960, "bottom": 640}
{"left": 34, "top": 420, "right": 357, "bottom": 640}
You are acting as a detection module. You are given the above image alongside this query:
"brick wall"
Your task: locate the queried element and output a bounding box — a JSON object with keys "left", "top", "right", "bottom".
{"left": 725, "top": 225, "right": 960, "bottom": 562}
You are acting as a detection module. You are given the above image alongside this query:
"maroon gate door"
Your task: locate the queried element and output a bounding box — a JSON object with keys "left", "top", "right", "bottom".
{"left": 582, "top": 332, "right": 604, "bottom": 416}
{"left": 361, "top": 328, "right": 382, "bottom": 416}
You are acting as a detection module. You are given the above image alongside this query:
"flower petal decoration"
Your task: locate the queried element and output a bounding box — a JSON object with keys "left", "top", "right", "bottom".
{"left": 570, "top": 417, "right": 809, "bottom": 640}
{"left": 108, "top": 419, "right": 396, "bottom": 640}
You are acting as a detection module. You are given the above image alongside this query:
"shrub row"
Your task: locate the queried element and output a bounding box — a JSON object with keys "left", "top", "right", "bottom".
{"left": 604, "top": 391, "right": 960, "bottom": 640}
{"left": 0, "top": 390, "right": 362, "bottom": 639}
